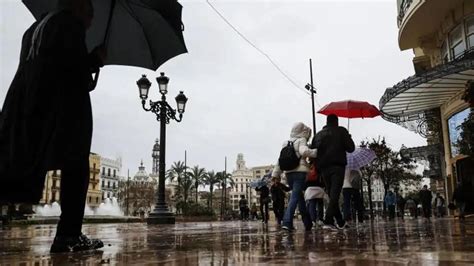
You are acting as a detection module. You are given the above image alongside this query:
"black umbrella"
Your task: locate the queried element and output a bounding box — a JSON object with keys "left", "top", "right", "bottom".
{"left": 22, "top": 0, "right": 187, "bottom": 70}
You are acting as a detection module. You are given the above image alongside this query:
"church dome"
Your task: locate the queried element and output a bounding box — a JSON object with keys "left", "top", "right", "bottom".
{"left": 134, "top": 160, "right": 150, "bottom": 182}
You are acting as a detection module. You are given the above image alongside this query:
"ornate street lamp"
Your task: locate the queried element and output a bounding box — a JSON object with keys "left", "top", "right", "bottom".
{"left": 136, "top": 72, "right": 188, "bottom": 224}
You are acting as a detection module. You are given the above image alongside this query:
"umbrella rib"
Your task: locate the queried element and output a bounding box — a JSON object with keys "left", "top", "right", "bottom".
{"left": 120, "top": 1, "right": 156, "bottom": 68}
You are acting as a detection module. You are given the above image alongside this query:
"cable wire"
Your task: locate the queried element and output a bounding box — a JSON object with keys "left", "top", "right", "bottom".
{"left": 205, "top": 0, "right": 311, "bottom": 97}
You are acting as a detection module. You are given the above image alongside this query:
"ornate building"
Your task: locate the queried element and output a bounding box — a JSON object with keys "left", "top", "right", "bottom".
{"left": 118, "top": 161, "right": 157, "bottom": 217}
{"left": 380, "top": 0, "right": 474, "bottom": 212}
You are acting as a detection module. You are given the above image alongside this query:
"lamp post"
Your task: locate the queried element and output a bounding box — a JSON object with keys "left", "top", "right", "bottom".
{"left": 137, "top": 72, "right": 188, "bottom": 224}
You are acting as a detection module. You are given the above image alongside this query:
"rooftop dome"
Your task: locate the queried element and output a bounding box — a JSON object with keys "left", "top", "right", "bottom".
{"left": 134, "top": 160, "right": 150, "bottom": 181}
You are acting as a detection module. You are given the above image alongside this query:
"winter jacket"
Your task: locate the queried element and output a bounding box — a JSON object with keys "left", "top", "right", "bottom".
{"left": 385, "top": 192, "right": 396, "bottom": 206}
{"left": 311, "top": 124, "right": 355, "bottom": 171}
{"left": 272, "top": 123, "right": 317, "bottom": 177}
{"left": 256, "top": 185, "right": 270, "bottom": 201}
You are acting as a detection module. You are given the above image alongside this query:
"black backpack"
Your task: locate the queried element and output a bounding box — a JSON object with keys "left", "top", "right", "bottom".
{"left": 278, "top": 141, "right": 300, "bottom": 171}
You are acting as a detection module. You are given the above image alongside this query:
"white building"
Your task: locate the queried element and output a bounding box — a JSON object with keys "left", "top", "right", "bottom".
{"left": 229, "top": 154, "right": 255, "bottom": 211}
{"left": 100, "top": 156, "right": 122, "bottom": 200}
{"left": 229, "top": 154, "right": 274, "bottom": 211}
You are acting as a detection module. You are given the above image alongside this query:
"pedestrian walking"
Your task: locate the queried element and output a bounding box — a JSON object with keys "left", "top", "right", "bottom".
{"left": 250, "top": 203, "right": 258, "bottom": 220}
{"left": 272, "top": 122, "right": 317, "bottom": 232}
{"left": 270, "top": 177, "right": 291, "bottom": 225}
{"left": 311, "top": 114, "right": 355, "bottom": 230}
{"left": 304, "top": 173, "right": 326, "bottom": 227}
{"left": 342, "top": 169, "right": 364, "bottom": 224}
{"left": 256, "top": 183, "right": 271, "bottom": 224}
{"left": 419, "top": 185, "right": 433, "bottom": 219}
{"left": 434, "top": 193, "right": 445, "bottom": 218}
{"left": 239, "top": 195, "right": 249, "bottom": 220}
{"left": 396, "top": 192, "right": 406, "bottom": 220}
{"left": 385, "top": 191, "right": 396, "bottom": 220}
{"left": 405, "top": 197, "right": 417, "bottom": 218}
{"left": 0, "top": 0, "right": 106, "bottom": 253}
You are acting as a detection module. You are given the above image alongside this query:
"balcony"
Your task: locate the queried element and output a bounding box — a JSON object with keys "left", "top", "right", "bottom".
{"left": 398, "top": 0, "right": 464, "bottom": 50}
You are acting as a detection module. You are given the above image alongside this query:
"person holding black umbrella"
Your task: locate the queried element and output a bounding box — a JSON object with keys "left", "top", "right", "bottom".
{"left": 0, "top": 0, "right": 105, "bottom": 252}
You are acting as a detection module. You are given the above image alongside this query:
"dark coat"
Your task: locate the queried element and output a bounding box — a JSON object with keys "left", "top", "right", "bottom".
{"left": 419, "top": 189, "right": 432, "bottom": 205}
{"left": 256, "top": 185, "right": 270, "bottom": 203}
{"left": 0, "top": 11, "right": 101, "bottom": 203}
{"left": 311, "top": 124, "right": 355, "bottom": 171}
{"left": 270, "top": 183, "right": 290, "bottom": 205}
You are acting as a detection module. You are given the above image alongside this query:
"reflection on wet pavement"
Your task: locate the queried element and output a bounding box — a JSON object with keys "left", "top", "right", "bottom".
{"left": 1, "top": 218, "right": 474, "bottom": 265}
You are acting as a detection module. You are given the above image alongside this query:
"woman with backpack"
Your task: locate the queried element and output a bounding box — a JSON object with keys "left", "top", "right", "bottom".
{"left": 271, "top": 122, "right": 317, "bottom": 232}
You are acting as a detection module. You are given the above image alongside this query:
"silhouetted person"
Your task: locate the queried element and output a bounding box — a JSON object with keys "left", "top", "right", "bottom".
{"left": 385, "top": 190, "right": 396, "bottom": 220}
{"left": 419, "top": 185, "right": 432, "bottom": 219}
{"left": 434, "top": 193, "right": 445, "bottom": 218}
{"left": 0, "top": 0, "right": 105, "bottom": 252}
{"left": 271, "top": 177, "right": 290, "bottom": 225}
{"left": 396, "top": 192, "right": 406, "bottom": 220}
{"left": 256, "top": 183, "right": 270, "bottom": 224}
{"left": 311, "top": 114, "right": 355, "bottom": 230}
{"left": 239, "top": 195, "right": 249, "bottom": 220}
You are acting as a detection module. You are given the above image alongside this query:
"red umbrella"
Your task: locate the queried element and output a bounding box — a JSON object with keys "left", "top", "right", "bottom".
{"left": 317, "top": 100, "right": 381, "bottom": 130}
{"left": 318, "top": 100, "right": 381, "bottom": 118}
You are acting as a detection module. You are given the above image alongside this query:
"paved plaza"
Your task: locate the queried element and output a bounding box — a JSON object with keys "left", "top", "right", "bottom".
{"left": 1, "top": 218, "right": 474, "bottom": 265}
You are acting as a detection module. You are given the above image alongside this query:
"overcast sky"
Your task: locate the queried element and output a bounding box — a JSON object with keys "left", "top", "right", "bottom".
{"left": 0, "top": 0, "right": 426, "bottom": 177}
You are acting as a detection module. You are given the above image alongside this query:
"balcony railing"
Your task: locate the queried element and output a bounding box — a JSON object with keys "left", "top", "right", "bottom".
{"left": 397, "top": 0, "right": 413, "bottom": 26}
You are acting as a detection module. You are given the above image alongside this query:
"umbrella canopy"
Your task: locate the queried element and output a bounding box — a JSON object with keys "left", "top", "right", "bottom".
{"left": 22, "top": 0, "right": 187, "bottom": 70}
{"left": 318, "top": 100, "right": 381, "bottom": 119}
{"left": 346, "top": 147, "right": 377, "bottom": 170}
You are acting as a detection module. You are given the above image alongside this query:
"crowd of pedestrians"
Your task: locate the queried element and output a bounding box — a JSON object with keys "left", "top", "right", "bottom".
{"left": 240, "top": 115, "right": 469, "bottom": 231}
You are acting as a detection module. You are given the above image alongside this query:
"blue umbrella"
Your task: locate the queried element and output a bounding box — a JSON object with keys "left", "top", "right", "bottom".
{"left": 346, "top": 148, "right": 376, "bottom": 170}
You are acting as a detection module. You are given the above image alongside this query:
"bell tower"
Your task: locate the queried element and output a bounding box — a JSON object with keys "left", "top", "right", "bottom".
{"left": 152, "top": 139, "right": 160, "bottom": 175}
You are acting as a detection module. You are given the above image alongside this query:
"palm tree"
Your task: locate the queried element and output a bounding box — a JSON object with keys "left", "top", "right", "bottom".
{"left": 216, "top": 171, "right": 234, "bottom": 216}
{"left": 204, "top": 170, "right": 220, "bottom": 210}
{"left": 167, "top": 161, "right": 187, "bottom": 201}
{"left": 178, "top": 172, "right": 194, "bottom": 204}
{"left": 188, "top": 166, "right": 207, "bottom": 204}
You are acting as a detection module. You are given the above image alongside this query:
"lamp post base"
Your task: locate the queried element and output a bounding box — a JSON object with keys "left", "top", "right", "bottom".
{"left": 147, "top": 205, "right": 175, "bottom": 224}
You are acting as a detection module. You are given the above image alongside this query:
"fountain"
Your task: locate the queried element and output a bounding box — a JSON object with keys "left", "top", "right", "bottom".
{"left": 35, "top": 197, "right": 123, "bottom": 217}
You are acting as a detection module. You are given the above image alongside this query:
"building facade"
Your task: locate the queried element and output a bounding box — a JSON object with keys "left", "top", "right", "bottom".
{"left": 100, "top": 156, "right": 122, "bottom": 200}
{"left": 39, "top": 170, "right": 61, "bottom": 204}
{"left": 380, "top": 0, "right": 474, "bottom": 212}
{"left": 229, "top": 154, "right": 256, "bottom": 211}
{"left": 87, "top": 153, "right": 102, "bottom": 209}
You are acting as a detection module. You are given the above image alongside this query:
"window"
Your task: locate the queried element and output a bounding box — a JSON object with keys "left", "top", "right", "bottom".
{"left": 447, "top": 108, "right": 471, "bottom": 158}
{"left": 449, "top": 25, "right": 466, "bottom": 59}
{"left": 96, "top": 197, "right": 99, "bottom": 204}
{"left": 113, "top": 183, "right": 116, "bottom": 189}
{"left": 113, "top": 170, "right": 116, "bottom": 177}
{"left": 102, "top": 180, "right": 105, "bottom": 188}
{"left": 467, "top": 16, "right": 474, "bottom": 48}
{"left": 108, "top": 168, "right": 111, "bottom": 176}
{"left": 256, "top": 170, "right": 261, "bottom": 174}
{"left": 102, "top": 167, "right": 105, "bottom": 174}
{"left": 441, "top": 41, "right": 449, "bottom": 62}
{"left": 108, "top": 181, "right": 110, "bottom": 188}
{"left": 89, "top": 196, "right": 92, "bottom": 203}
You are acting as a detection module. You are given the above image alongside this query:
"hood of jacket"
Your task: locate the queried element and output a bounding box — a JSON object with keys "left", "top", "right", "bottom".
{"left": 290, "top": 122, "right": 311, "bottom": 140}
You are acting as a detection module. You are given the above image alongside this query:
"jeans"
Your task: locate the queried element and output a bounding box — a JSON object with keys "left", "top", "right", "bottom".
{"left": 322, "top": 166, "right": 345, "bottom": 225}
{"left": 282, "top": 172, "right": 312, "bottom": 229}
{"left": 307, "top": 198, "right": 324, "bottom": 223}
{"left": 260, "top": 201, "right": 269, "bottom": 223}
{"left": 343, "top": 188, "right": 364, "bottom": 222}
{"left": 273, "top": 200, "right": 285, "bottom": 225}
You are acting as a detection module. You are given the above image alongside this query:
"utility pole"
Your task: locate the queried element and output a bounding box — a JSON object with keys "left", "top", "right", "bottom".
{"left": 305, "top": 58, "right": 317, "bottom": 134}
{"left": 224, "top": 156, "right": 227, "bottom": 214}
{"left": 184, "top": 150, "right": 187, "bottom": 204}
{"left": 126, "top": 169, "right": 130, "bottom": 216}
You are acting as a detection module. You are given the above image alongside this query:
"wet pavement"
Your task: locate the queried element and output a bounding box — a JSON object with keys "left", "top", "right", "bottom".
{"left": 1, "top": 218, "right": 474, "bottom": 265}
